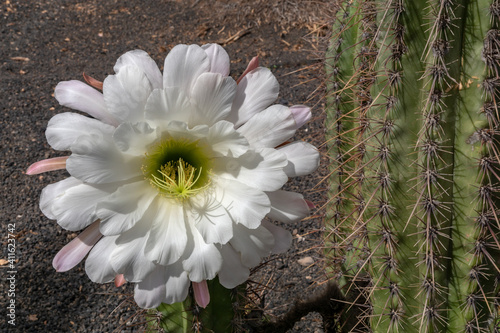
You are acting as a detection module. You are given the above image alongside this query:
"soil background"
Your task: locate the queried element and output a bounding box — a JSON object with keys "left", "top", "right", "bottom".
{"left": 1, "top": 1, "right": 334, "bottom": 332}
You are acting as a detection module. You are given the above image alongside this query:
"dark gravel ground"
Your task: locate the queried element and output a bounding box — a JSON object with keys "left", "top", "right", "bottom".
{"left": 1, "top": 1, "right": 332, "bottom": 332}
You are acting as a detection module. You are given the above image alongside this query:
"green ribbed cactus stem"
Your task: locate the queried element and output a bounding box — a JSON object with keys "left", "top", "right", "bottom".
{"left": 147, "top": 278, "right": 240, "bottom": 332}
{"left": 325, "top": 0, "right": 500, "bottom": 332}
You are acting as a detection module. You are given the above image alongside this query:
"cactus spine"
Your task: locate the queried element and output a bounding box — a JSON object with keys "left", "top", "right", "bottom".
{"left": 326, "top": 0, "right": 500, "bottom": 332}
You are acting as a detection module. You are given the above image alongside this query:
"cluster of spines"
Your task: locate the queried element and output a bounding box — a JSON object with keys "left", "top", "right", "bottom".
{"left": 406, "top": 0, "right": 460, "bottom": 331}
{"left": 325, "top": 2, "right": 372, "bottom": 330}
{"left": 350, "top": 1, "right": 382, "bottom": 328}
{"left": 325, "top": 1, "right": 406, "bottom": 331}
{"left": 367, "top": 1, "right": 406, "bottom": 331}
{"left": 356, "top": 1, "right": 407, "bottom": 331}
{"left": 474, "top": 1, "right": 500, "bottom": 331}
{"left": 325, "top": 0, "right": 356, "bottom": 284}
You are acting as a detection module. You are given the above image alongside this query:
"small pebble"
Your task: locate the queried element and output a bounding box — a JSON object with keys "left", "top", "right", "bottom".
{"left": 298, "top": 256, "right": 314, "bottom": 266}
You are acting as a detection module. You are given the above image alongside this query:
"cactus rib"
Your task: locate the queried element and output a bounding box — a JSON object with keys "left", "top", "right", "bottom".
{"left": 326, "top": 0, "right": 500, "bottom": 332}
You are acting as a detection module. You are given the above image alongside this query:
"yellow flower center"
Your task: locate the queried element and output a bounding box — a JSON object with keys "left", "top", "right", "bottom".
{"left": 150, "top": 158, "right": 209, "bottom": 199}
{"left": 142, "top": 138, "right": 212, "bottom": 199}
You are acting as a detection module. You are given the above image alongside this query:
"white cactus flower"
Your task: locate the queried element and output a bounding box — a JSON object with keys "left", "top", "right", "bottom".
{"left": 28, "top": 43, "right": 319, "bottom": 308}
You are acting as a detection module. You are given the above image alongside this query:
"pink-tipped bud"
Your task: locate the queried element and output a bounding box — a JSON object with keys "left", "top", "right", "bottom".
{"left": 83, "top": 72, "right": 104, "bottom": 90}
{"left": 192, "top": 280, "right": 210, "bottom": 308}
{"left": 306, "top": 199, "right": 315, "bottom": 210}
{"left": 26, "top": 156, "right": 68, "bottom": 175}
{"left": 237, "top": 56, "right": 259, "bottom": 84}
{"left": 53, "top": 221, "right": 102, "bottom": 272}
{"left": 115, "top": 274, "right": 127, "bottom": 287}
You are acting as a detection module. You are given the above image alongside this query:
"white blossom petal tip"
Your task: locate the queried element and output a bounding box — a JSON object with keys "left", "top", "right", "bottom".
{"left": 31, "top": 43, "right": 318, "bottom": 309}
{"left": 202, "top": 43, "right": 230, "bottom": 76}
{"left": 55, "top": 81, "right": 120, "bottom": 127}
{"left": 278, "top": 141, "right": 319, "bottom": 177}
{"left": 290, "top": 105, "right": 311, "bottom": 128}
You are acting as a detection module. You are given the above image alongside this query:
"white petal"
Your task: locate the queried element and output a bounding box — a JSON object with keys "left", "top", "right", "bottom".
{"left": 207, "top": 121, "right": 249, "bottom": 158}
{"left": 262, "top": 220, "right": 292, "bottom": 254}
{"left": 53, "top": 221, "right": 102, "bottom": 272}
{"left": 202, "top": 43, "right": 230, "bottom": 76}
{"left": 237, "top": 105, "right": 297, "bottom": 148}
{"left": 278, "top": 141, "right": 320, "bottom": 177}
{"left": 85, "top": 235, "right": 118, "bottom": 283}
{"left": 103, "top": 65, "right": 152, "bottom": 123}
{"left": 144, "top": 198, "right": 188, "bottom": 265}
{"left": 66, "top": 132, "right": 142, "bottom": 184}
{"left": 163, "top": 44, "right": 210, "bottom": 92}
{"left": 55, "top": 80, "right": 119, "bottom": 126}
{"left": 182, "top": 223, "right": 222, "bottom": 282}
{"left": 214, "top": 148, "right": 288, "bottom": 192}
{"left": 134, "top": 262, "right": 190, "bottom": 308}
{"left": 144, "top": 87, "right": 195, "bottom": 126}
{"left": 190, "top": 73, "right": 236, "bottom": 126}
{"left": 164, "top": 264, "right": 190, "bottom": 304}
{"left": 133, "top": 266, "right": 167, "bottom": 308}
{"left": 40, "top": 177, "right": 80, "bottom": 220}
{"left": 230, "top": 224, "right": 274, "bottom": 267}
{"left": 113, "top": 122, "right": 158, "bottom": 156}
{"left": 114, "top": 50, "right": 163, "bottom": 89}
{"left": 46, "top": 112, "right": 114, "bottom": 151}
{"left": 97, "top": 181, "right": 157, "bottom": 236}
{"left": 111, "top": 219, "right": 156, "bottom": 282}
{"left": 163, "top": 120, "right": 209, "bottom": 141}
{"left": 218, "top": 245, "right": 250, "bottom": 289}
{"left": 42, "top": 177, "right": 115, "bottom": 231}
{"left": 212, "top": 178, "right": 270, "bottom": 229}
{"left": 190, "top": 193, "right": 233, "bottom": 244}
{"left": 227, "top": 67, "right": 279, "bottom": 127}
{"left": 266, "top": 190, "right": 310, "bottom": 223}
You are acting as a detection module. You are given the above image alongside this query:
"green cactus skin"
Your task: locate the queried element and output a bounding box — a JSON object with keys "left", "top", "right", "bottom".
{"left": 147, "top": 279, "right": 240, "bottom": 332}
{"left": 325, "top": 0, "right": 500, "bottom": 332}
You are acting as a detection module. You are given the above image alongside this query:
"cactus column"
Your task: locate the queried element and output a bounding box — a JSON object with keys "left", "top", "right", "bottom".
{"left": 325, "top": 0, "right": 500, "bottom": 332}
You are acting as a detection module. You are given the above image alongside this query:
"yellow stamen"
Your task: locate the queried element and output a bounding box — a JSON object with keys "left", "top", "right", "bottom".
{"left": 149, "top": 158, "right": 210, "bottom": 199}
